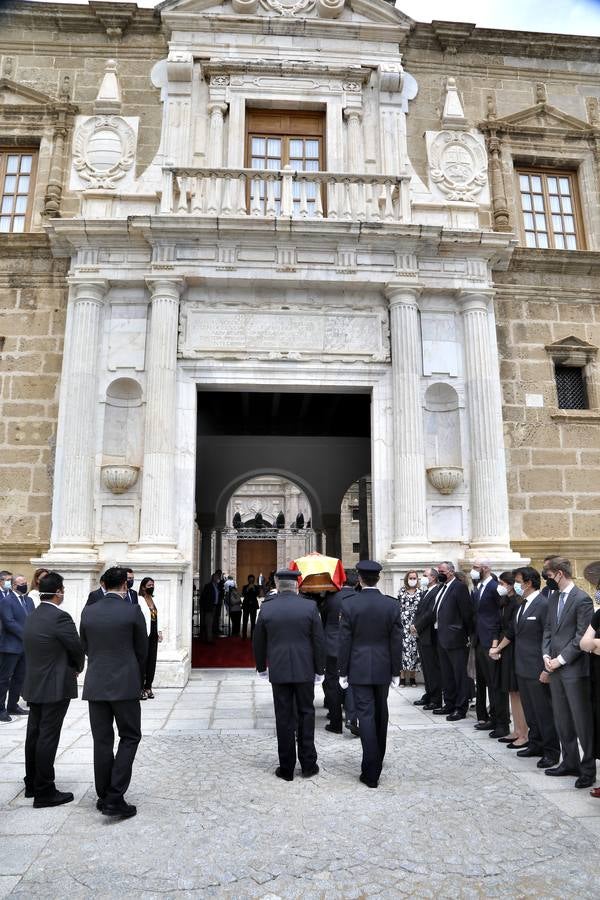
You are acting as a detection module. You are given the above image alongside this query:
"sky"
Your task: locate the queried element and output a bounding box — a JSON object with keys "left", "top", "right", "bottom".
{"left": 24, "top": 0, "right": 600, "bottom": 36}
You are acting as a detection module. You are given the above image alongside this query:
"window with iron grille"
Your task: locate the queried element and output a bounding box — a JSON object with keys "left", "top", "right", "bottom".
{"left": 554, "top": 365, "right": 588, "bottom": 410}
{"left": 352, "top": 542, "right": 360, "bottom": 554}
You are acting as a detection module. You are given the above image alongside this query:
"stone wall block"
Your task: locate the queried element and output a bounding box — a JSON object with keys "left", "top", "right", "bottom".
{"left": 523, "top": 512, "right": 571, "bottom": 539}
{"left": 519, "top": 468, "right": 563, "bottom": 493}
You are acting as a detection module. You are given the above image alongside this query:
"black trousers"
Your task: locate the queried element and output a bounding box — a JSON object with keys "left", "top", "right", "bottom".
{"left": 24, "top": 699, "right": 70, "bottom": 797}
{"left": 88, "top": 699, "right": 142, "bottom": 804}
{"left": 475, "top": 649, "right": 489, "bottom": 721}
{"left": 323, "top": 655, "right": 343, "bottom": 728}
{"left": 418, "top": 638, "right": 442, "bottom": 706}
{"left": 518, "top": 674, "right": 559, "bottom": 759}
{"left": 144, "top": 636, "right": 158, "bottom": 690}
{"left": 549, "top": 671, "right": 596, "bottom": 778}
{"left": 352, "top": 683, "right": 390, "bottom": 783}
{"left": 230, "top": 611, "right": 241, "bottom": 636}
{"left": 241, "top": 609, "right": 257, "bottom": 639}
{"left": 271, "top": 682, "right": 316, "bottom": 775}
{"left": 438, "top": 645, "right": 470, "bottom": 715}
{"left": 476, "top": 643, "right": 510, "bottom": 729}
{"left": 344, "top": 685, "right": 357, "bottom": 723}
{"left": 0, "top": 651, "right": 26, "bottom": 712}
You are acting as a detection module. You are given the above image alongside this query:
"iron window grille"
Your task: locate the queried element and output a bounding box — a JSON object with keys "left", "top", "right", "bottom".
{"left": 554, "top": 365, "right": 588, "bottom": 410}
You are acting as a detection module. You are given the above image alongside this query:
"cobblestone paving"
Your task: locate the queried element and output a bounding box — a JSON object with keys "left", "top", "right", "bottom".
{"left": 1, "top": 673, "right": 599, "bottom": 898}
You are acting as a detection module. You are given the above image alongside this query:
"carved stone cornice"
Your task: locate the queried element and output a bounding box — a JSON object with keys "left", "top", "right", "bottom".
{"left": 203, "top": 58, "right": 371, "bottom": 84}
{"left": 0, "top": 78, "right": 78, "bottom": 123}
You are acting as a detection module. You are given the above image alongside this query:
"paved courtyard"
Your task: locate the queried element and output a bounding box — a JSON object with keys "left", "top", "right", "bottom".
{"left": 1, "top": 670, "right": 599, "bottom": 898}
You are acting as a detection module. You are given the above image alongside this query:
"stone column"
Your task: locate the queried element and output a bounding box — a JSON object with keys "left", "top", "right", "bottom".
{"left": 385, "top": 284, "right": 431, "bottom": 555}
{"left": 53, "top": 280, "right": 107, "bottom": 551}
{"left": 207, "top": 103, "right": 228, "bottom": 167}
{"left": 460, "top": 292, "right": 511, "bottom": 552}
{"left": 343, "top": 109, "right": 364, "bottom": 171}
{"left": 138, "top": 279, "right": 183, "bottom": 550}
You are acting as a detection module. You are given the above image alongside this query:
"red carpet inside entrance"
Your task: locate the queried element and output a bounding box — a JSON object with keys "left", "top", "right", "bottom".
{"left": 192, "top": 636, "right": 255, "bottom": 668}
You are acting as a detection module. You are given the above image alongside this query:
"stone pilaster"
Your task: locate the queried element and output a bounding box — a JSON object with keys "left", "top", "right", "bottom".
{"left": 137, "top": 278, "right": 183, "bottom": 551}
{"left": 459, "top": 292, "right": 513, "bottom": 555}
{"left": 53, "top": 280, "right": 107, "bottom": 552}
{"left": 207, "top": 103, "right": 228, "bottom": 167}
{"left": 343, "top": 108, "right": 364, "bottom": 172}
{"left": 386, "top": 284, "right": 431, "bottom": 557}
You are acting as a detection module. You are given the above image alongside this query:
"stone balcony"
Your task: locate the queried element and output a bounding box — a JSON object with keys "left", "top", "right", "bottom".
{"left": 160, "top": 166, "right": 411, "bottom": 224}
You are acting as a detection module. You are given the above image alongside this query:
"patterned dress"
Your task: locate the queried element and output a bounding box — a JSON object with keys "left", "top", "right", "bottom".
{"left": 397, "top": 587, "right": 423, "bottom": 671}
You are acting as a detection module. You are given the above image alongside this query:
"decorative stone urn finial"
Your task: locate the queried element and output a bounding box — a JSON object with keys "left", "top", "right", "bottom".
{"left": 426, "top": 466, "right": 464, "bottom": 495}
{"left": 101, "top": 464, "right": 139, "bottom": 494}
{"left": 94, "top": 59, "right": 122, "bottom": 115}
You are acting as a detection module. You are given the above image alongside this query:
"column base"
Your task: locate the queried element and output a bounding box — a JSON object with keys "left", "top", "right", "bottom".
{"left": 461, "top": 546, "right": 531, "bottom": 570}
{"left": 154, "top": 649, "right": 191, "bottom": 688}
{"left": 128, "top": 543, "right": 183, "bottom": 564}
{"left": 34, "top": 545, "right": 100, "bottom": 566}
{"left": 386, "top": 541, "right": 434, "bottom": 564}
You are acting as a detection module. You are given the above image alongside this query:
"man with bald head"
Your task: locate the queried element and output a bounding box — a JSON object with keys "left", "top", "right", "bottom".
{"left": 470, "top": 558, "right": 510, "bottom": 738}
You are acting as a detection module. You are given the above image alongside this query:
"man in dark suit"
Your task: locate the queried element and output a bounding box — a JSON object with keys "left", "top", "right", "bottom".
{"left": 411, "top": 567, "right": 442, "bottom": 710}
{"left": 542, "top": 556, "right": 595, "bottom": 788}
{"left": 430, "top": 561, "right": 473, "bottom": 722}
{"left": 491, "top": 566, "right": 559, "bottom": 768}
{"left": 253, "top": 568, "right": 325, "bottom": 781}
{"left": 199, "top": 572, "right": 220, "bottom": 643}
{"left": 470, "top": 559, "right": 509, "bottom": 738}
{"left": 85, "top": 573, "right": 107, "bottom": 607}
{"left": 23, "top": 571, "right": 85, "bottom": 807}
{"left": 125, "top": 569, "right": 139, "bottom": 605}
{"left": 80, "top": 566, "right": 148, "bottom": 818}
{"left": 322, "top": 571, "right": 357, "bottom": 734}
{"left": 0, "top": 574, "right": 35, "bottom": 722}
{"left": 338, "top": 560, "right": 403, "bottom": 788}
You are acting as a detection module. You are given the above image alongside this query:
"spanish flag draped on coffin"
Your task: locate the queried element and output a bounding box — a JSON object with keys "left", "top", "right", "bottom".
{"left": 289, "top": 552, "right": 345, "bottom": 594}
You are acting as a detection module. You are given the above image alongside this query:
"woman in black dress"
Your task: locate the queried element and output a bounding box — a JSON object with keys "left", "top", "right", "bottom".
{"left": 495, "top": 570, "right": 529, "bottom": 748}
{"left": 580, "top": 609, "right": 600, "bottom": 795}
{"left": 139, "top": 577, "right": 162, "bottom": 700}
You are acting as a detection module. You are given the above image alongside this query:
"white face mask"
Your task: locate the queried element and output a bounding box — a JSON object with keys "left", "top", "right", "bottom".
{"left": 496, "top": 584, "right": 509, "bottom": 597}
{"left": 470, "top": 569, "right": 480, "bottom": 581}
{"left": 407, "top": 579, "right": 418, "bottom": 588}
{"left": 419, "top": 577, "right": 429, "bottom": 590}
{"left": 4, "top": 580, "right": 11, "bottom": 591}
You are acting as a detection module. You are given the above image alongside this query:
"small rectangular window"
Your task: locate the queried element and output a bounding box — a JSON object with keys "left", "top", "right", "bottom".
{"left": 555, "top": 365, "right": 588, "bottom": 410}
{"left": 0, "top": 149, "right": 37, "bottom": 233}
{"left": 352, "top": 542, "right": 360, "bottom": 553}
{"left": 516, "top": 168, "right": 584, "bottom": 251}
{"left": 351, "top": 507, "right": 360, "bottom": 521}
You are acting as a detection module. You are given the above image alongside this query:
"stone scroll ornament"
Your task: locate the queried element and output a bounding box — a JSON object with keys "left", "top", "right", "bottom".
{"left": 428, "top": 131, "right": 488, "bottom": 202}
{"left": 73, "top": 115, "right": 136, "bottom": 190}
{"left": 232, "top": 0, "right": 345, "bottom": 16}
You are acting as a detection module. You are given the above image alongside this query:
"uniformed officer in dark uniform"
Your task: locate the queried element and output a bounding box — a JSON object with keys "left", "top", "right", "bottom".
{"left": 253, "top": 568, "right": 326, "bottom": 782}
{"left": 322, "top": 570, "right": 358, "bottom": 734}
{"left": 338, "top": 560, "right": 403, "bottom": 788}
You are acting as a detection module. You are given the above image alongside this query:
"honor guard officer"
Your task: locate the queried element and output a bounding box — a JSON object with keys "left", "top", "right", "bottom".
{"left": 338, "top": 560, "right": 403, "bottom": 788}
{"left": 253, "top": 568, "right": 326, "bottom": 782}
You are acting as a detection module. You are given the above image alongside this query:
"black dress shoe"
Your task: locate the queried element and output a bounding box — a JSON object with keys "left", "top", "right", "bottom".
{"left": 0, "top": 711, "right": 12, "bottom": 723}
{"left": 96, "top": 798, "right": 105, "bottom": 811}
{"left": 545, "top": 764, "right": 579, "bottom": 777}
{"left": 325, "top": 723, "right": 343, "bottom": 734}
{"left": 474, "top": 720, "right": 493, "bottom": 731}
{"left": 359, "top": 774, "right": 378, "bottom": 788}
{"left": 413, "top": 698, "right": 427, "bottom": 706}
{"left": 575, "top": 775, "right": 596, "bottom": 789}
{"left": 275, "top": 767, "right": 294, "bottom": 782}
{"left": 489, "top": 729, "right": 510, "bottom": 739}
{"left": 432, "top": 707, "right": 453, "bottom": 716}
{"left": 7, "top": 705, "right": 29, "bottom": 716}
{"left": 33, "top": 790, "right": 74, "bottom": 808}
{"left": 301, "top": 765, "right": 319, "bottom": 778}
{"left": 102, "top": 800, "right": 137, "bottom": 818}
{"left": 508, "top": 742, "right": 530, "bottom": 750}
{"left": 516, "top": 747, "right": 542, "bottom": 757}
{"left": 24, "top": 788, "right": 34, "bottom": 798}
{"left": 423, "top": 703, "right": 438, "bottom": 711}
{"left": 537, "top": 757, "right": 559, "bottom": 769}
{"left": 446, "top": 711, "right": 466, "bottom": 721}
{"left": 498, "top": 736, "right": 518, "bottom": 743}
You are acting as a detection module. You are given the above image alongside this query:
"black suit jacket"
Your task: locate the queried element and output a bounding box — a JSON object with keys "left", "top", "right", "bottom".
{"left": 253, "top": 591, "right": 325, "bottom": 683}
{"left": 323, "top": 586, "right": 356, "bottom": 657}
{"left": 23, "top": 603, "right": 85, "bottom": 704}
{"left": 412, "top": 584, "right": 441, "bottom": 645}
{"left": 472, "top": 579, "right": 502, "bottom": 648}
{"left": 506, "top": 592, "right": 549, "bottom": 680}
{"left": 85, "top": 588, "right": 105, "bottom": 607}
{"left": 200, "top": 581, "right": 220, "bottom": 612}
{"left": 80, "top": 593, "right": 148, "bottom": 700}
{"left": 338, "top": 588, "right": 403, "bottom": 685}
{"left": 542, "top": 584, "right": 593, "bottom": 679}
{"left": 125, "top": 588, "right": 139, "bottom": 605}
{"left": 435, "top": 578, "right": 473, "bottom": 651}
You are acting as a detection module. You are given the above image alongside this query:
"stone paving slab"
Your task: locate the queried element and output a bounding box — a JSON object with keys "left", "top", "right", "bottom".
{"left": 1, "top": 671, "right": 600, "bottom": 897}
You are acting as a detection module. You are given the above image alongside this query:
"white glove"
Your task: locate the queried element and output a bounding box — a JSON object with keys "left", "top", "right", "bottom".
{"left": 257, "top": 670, "right": 269, "bottom": 680}
{"left": 391, "top": 676, "right": 400, "bottom": 688}
{"left": 339, "top": 676, "right": 349, "bottom": 690}
{"left": 314, "top": 673, "right": 325, "bottom": 685}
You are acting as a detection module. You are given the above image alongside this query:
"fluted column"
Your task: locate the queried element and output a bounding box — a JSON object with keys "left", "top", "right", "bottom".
{"left": 207, "top": 103, "right": 228, "bottom": 166}
{"left": 460, "top": 292, "right": 510, "bottom": 550}
{"left": 138, "top": 279, "right": 183, "bottom": 548}
{"left": 386, "top": 284, "right": 430, "bottom": 551}
{"left": 54, "top": 280, "right": 107, "bottom": 548}
{"left": 343, "top": 109, "right": 364, "bottom": 171}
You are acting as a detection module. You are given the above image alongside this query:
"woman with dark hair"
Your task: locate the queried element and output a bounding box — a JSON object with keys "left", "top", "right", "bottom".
{"left": 397, "top": 570, "right": 422, "bottom": 687}
{"left": 493, "top": 570, "right": 529, "bottom": 748}
{"left": 139, "top": 577, "right": 162, "bottom": 699}
{"left": 28, "top": 567, "right": 49, "bottom": 606}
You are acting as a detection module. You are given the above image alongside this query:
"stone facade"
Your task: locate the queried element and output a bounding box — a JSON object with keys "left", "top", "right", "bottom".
{"left": 1, "top": 0, "right": 600, "bottom": 683}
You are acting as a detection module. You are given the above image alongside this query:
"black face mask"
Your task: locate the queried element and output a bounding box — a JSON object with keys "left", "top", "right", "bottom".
{"left": 437, "top": 573, "right": 448, "bottom": 584}
{"left": 146, "top": 586, "right": 154, "bottom": 596}
{"left": 16, "top": 583, "right": 28, "bottom": 594}
{"left": 545, "top": 576, "right": 559, "bottom": 591}
{"left": 127, "top": 578, "right": 134, "bottom": 589}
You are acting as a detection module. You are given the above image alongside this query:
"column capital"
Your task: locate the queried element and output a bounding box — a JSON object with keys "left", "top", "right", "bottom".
{"left": 207, "top": 102, "right": 228, "bottom": 117}
{"left": 343, "top": 107, "right": 363, "bottom": 122}
{"left": 145, "top": 278, "right": 185, "bottom": 302}
{"left": 67, "top": 279, "right": 108, "bottom": 305}
{"left": 385, "top": 282, "right": 422, "bottom": 308}
{"left": 457, "top": 289, "right": 495, "bottom": 313}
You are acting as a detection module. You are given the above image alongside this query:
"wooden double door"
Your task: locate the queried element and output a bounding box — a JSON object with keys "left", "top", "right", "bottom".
{"left": 236, "top": 540, "right": 277, "bottom": 589}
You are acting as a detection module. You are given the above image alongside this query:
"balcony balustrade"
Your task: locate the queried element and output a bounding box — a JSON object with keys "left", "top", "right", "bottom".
{"left": 160, "top": 165, "right": 410, "bottom": 224}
